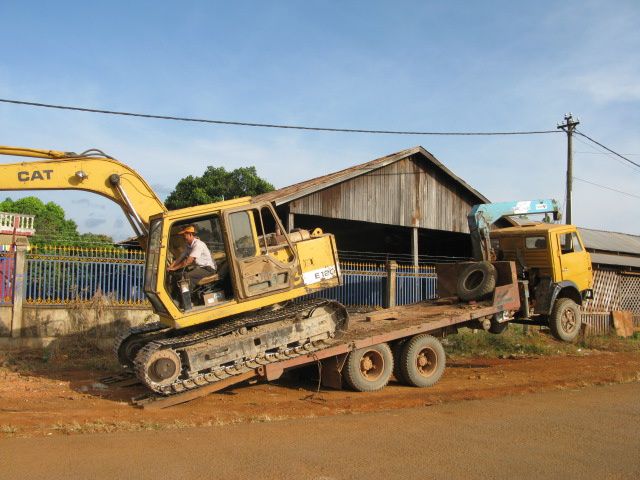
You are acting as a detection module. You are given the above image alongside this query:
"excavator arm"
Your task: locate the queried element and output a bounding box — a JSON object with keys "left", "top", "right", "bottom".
{"left": 0, "top": 145, "right": 167, "bottom": 240}
{"left": 468, "top": 199, "right": 560, "bottom": 261}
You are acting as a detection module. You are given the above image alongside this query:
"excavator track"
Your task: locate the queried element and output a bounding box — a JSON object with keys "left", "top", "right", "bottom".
{"left": 113, "top": 321, "right": 171, "bottom": 369}
{"left": 133, "top": 298, "right": 348, "bottom": 396}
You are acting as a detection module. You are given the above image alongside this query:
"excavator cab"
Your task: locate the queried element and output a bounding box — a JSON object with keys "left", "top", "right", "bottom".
{"left": 161, "top": 203, "right": 301, "bottom": 311}
{"left": 143, "top": 198, "right": 340, "bottom": 329}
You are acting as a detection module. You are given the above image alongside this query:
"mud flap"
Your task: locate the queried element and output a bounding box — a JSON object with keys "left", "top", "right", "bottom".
{"left": 320, "top": 354, "right": 347, "bottom": 390}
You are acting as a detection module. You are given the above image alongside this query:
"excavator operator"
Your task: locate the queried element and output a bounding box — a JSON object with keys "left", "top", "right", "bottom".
{"left": 167, "top": 225, "right": 217, "bottom": 290}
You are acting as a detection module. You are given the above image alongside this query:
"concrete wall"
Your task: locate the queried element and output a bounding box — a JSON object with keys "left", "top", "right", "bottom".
{"left": 0, "top": 305, "right": 10, "bottom": 336}
{"left": 20, "top": 305, "right": 155, "bottom": 337}
{"left": 0, "top": 303, "right": 155, "bottom": 347}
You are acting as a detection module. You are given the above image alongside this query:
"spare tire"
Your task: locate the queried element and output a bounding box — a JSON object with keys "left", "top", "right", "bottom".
{"left": 456, "top": 261, "right": 497, "bottom": 301}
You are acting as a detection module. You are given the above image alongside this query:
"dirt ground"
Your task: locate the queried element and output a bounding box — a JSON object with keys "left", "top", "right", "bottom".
{"left": 2, "top": 346, "right": 639, "bottom": 438}
{"left": 3, "top": 383, "right": 640, "bottom": 480}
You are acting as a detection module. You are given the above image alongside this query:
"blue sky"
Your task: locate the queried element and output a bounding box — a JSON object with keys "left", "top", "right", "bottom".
{"left": 1, "top": 1, "right": 639, "bottom": 240}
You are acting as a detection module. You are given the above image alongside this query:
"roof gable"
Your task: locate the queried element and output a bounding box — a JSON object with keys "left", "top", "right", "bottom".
{"left": 254, "top": 146, "right": 490, "bottom": 207}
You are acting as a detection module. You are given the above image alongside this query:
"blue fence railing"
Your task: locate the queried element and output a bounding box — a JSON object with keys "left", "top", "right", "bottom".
{"left": 303, "top": 262, "right": 437, "bottom": 307}
{"left": 21, "top": 246, "right": 438, "bottom": 308}
{"left": 396, "top": 264, "right": 438, "bottom": 306}
{"left": 0, "top": 252, "right": 15, "bottom": 305}
{"left": 25, "top": 246, "right": 147, "bottom": 306}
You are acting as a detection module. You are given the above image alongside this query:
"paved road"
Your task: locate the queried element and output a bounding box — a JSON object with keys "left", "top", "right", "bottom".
{"left": 2, "top": 382, "right": 639, "bottom": 480}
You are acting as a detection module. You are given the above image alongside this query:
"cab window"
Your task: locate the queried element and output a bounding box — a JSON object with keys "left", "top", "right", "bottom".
{"left": 559, "top": 232, "right": 583, "bottom": 254}
{"left": 525, "top": 236, "right": 547, "bottom": 249}
{"left": 229, "top": 211, "right": 257, "bottom": 258}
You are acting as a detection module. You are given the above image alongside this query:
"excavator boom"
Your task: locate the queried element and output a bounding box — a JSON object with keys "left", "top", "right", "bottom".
{"left": 0, "top": 145, "right": 166, "bottom": 239}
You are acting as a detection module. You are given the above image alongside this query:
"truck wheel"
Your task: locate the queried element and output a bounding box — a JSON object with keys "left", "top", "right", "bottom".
{"left": 549, "top": 298, "right": 582, "bottom": 342}
{"left": 456, "top": 261, "right": 497, "bottom": 301}
{"left": 344, "top": 343, "right": 394, "bottom": 392}
{"left": 399, "top": 335, "right": 446, "bottom": 388}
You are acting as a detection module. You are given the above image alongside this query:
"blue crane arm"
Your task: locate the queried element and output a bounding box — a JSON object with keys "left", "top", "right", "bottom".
{"left": 468, "top": 199, "right": 560, "bottom": 261}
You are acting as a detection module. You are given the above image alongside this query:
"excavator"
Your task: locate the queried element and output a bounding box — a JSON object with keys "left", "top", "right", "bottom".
{"left": 0, "top": 145, "right": 347, "bottom": 395}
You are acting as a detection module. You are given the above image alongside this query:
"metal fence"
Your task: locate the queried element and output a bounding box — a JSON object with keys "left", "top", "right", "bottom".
{"left": 303, "top": 261, "right": 437, "bottom": 307}
{"left": 20, "top": 246, "right": 437, "bottom": 308}
{"left": 0, "top": 251, "right": 15, "bottom": 305}
{"left": 396, "top": 264, "right": 438, "bottom": 305}
{"left": 24, "top": 245, "right": 148, "bottom": 306}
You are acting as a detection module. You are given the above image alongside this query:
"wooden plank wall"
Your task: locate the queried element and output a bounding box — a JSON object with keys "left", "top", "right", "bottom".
{"left": 289, "top": 155, "right": 477, "bottom": 233}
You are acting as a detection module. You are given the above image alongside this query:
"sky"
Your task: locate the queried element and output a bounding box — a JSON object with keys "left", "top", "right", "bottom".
{"left": 0, "top": 1, "right": 639, "bottom": 241}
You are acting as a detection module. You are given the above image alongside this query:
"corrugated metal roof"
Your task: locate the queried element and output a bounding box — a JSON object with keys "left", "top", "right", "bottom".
{"left": 254, "top": 146, "right": 491, "bottom": 207}
{"left": 579, "top": 228, "right": 640, "bottom": 255}
{"left": 589, "top": 252, "right": 640, "bottom": 269}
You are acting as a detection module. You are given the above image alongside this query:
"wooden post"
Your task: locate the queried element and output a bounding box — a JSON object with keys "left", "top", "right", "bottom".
{"left": 412, "top": 226, "right": 419, "bottom": 267}
{"left": 288, "top": 212, "right": 295, "bottom": 233}
{"left": 385, "top": 260, "right": 397, "bottom": 308}
{"left": 10, "top": 239, "right": 28, "bottom": 338}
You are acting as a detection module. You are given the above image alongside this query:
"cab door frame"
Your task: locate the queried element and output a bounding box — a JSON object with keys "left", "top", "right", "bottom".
{"left": 222, "top": 202, "right": 301, "bottom": 301}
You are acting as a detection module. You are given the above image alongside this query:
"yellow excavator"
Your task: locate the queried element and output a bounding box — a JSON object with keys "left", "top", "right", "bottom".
{"left": 0, "top": 145, "right": 347, "bottom": 395}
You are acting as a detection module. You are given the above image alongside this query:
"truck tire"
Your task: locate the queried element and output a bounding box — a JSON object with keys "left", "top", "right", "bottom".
{"left": 549, "top": 298, "right": 581, "bottom": 342}
{"left": 456, "top": 261, "right": 497, "bottom": 301}
{"left": 399, "top": 335, "right": 446, "bottom": 388}
{"left": 344, "top": 343, "right": 394, "bottom": 392}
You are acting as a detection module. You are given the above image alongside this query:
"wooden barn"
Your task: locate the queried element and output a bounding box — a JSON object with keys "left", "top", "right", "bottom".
{"left": 255, "top": 146, "right": 494, "bottom": 263}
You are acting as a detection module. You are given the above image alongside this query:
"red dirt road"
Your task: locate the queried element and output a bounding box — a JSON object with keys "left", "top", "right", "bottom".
{"left": 1, "top": 350, "right": 639, "bottom": 437}
{"left": 2, "top": 382, "right": 639, "bottom": 480}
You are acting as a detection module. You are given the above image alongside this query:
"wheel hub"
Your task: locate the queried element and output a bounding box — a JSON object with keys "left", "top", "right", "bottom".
{"left": 152, "top": 358, "right": 177, "bottom": 380}
{"left": 141, "top": 349, "right": 182, "bottom": 387}
{"left": 416, "top": 348, "right": 437, "bottom": 377}
{"left": 360, "top": 350, "right": 384, "bottom": 380}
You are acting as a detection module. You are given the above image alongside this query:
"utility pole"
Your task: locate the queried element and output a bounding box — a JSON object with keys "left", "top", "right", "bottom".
{"left": 557, "top": 113, "right": 579, "bottom": 224}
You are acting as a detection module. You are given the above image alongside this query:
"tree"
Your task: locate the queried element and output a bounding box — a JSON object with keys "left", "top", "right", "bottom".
{"left": 0, "top": 196, "right": 80, "bottom": 243}
{"left": 165, "top": 166, "right": 275, "bottom": 210}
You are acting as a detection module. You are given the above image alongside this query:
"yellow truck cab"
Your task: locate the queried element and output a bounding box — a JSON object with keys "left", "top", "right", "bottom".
{"left": 490, "top": 223, "right": 593, "bottom": 341}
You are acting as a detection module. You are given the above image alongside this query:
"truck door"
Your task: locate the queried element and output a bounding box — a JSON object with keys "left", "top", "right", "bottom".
{"left": 225, "top": 205, "right": 300, "bottom": 299}
{"left": 557, "top": 231, "right": 592, "bottom": 291}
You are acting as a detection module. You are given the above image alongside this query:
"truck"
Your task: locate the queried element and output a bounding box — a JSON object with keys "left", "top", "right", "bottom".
{"left": 462, "top": 199, "right": 594, "bottom": 342}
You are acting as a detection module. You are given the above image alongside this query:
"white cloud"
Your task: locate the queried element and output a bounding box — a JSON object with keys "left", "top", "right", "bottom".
{"left": 573, "top": 69, "right": 640, "bottom": 104}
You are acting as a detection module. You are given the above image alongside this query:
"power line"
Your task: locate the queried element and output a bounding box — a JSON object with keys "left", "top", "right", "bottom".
{"left": 574, "top": 176, "right": 640, "bottom": 200}
{"left": 575, "top": 151, "right": 640, "bottom": 156}
{"left": 575, "top": 130, "right": 640, "bottom": 169}
{"left": 572, "top": 135, "right": 640, "bottom": 175}
{"left": 0, "top": 98, "right": 560, "bottom": 136}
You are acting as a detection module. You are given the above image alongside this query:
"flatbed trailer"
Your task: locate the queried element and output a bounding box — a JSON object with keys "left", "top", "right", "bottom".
{"left": 125, "top": 261, "right": 520, "bottom": 409}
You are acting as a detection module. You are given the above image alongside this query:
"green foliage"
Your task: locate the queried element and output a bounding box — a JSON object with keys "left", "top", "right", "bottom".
{"left": 165, "top": 166, "right": 274, "bottom": 210}
{"left": 78, "top": 232, "right": 114, "bottom": 244}
{"left": 0, "top": 196, "right": 78, "bottom": 243}
{"left": 0, "top": 197, "right": 114, "bottom": 245}
{"left": 446, "top": 327, "right": 558, "bottom": 357}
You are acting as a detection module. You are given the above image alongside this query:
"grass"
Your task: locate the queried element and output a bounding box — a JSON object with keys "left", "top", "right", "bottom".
{"left": 444, "top": 325, "right": 640, "bottom": 358}
{"left": 0, "top": 342, "right": 118, "bottom": 375}
{"left": 0, "top": 425, "right": 18, "bottom": 435}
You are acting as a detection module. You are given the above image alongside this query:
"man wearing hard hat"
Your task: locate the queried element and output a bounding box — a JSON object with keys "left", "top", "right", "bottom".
{"left": 167, "top": 225, "right": 217, "bottom": 289}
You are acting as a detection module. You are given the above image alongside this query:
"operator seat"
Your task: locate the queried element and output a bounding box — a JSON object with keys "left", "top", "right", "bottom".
{"left": 196, "top": 257, "right": 229, "bottom": 287}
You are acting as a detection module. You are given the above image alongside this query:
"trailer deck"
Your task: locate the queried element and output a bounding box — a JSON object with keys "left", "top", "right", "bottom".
{"left": 126, "top": 261, "right": 520, "bottom": 409}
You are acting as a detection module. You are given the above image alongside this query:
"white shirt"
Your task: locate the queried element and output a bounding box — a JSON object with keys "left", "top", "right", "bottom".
{"left": 180, "top": 237, "right": 216, "bottom": 269}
